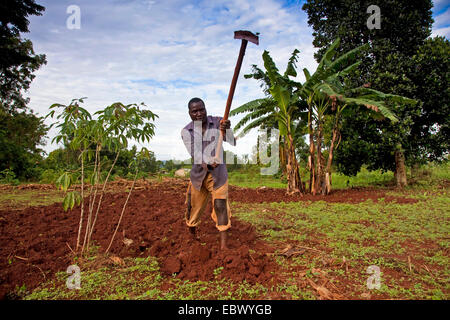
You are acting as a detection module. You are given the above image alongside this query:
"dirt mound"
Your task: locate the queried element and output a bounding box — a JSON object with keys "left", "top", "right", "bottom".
{"left": 0, "top": 183, "right": 277, "bottom": 299}
{"left": 158, "top": 226, "right": 274, "bottom": 284}
{"left": 101, "top": 188, "right": 277, "bottom": 285}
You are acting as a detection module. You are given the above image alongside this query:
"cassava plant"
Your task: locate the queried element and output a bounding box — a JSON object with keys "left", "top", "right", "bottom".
{"left": 47, "top": 99, "right": 158, "bottom": 254}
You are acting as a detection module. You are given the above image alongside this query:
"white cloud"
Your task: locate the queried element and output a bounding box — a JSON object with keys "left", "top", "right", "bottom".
{"left": 433, "top": 7, "right": 450, "bottom": 28}
{"left": 432, "top": 26, "right": 450, "bottom": 38}
{"left": 25, "top": 0, "right": 448, "bottom": 161}
{"left": 431, "top": 3, "right": 450, "bottom": 39}
{"left": 25, "top": 0, "right": 317, "bottom": 159}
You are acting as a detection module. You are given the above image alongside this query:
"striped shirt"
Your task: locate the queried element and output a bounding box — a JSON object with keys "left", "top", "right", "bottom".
{"left": 181, "top": 116, "right": 236, "bottom": 190}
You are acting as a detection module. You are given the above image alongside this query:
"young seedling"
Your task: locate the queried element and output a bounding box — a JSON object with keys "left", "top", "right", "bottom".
{"left": 47, "top": 99, "right": 158, "bottom": 255}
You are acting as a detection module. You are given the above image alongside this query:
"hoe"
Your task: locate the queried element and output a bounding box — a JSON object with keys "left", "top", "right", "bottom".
{"left": 214, "top": 30, "right": 259, "bottom": 163}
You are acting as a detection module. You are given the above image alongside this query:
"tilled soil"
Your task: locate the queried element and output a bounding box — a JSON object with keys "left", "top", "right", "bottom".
{"left": 0, "top": 181, "right": 417, "bottom": 299}
{"left": 230, "top": 185, "right": 418, "bottom": 204}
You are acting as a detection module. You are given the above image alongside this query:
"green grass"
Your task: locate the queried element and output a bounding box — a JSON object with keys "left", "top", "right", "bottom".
{"left": 228, "top": 170, "right": 286, "bottom": 189}
{"left": 332, "top": 168, "right": 394, "bottom": 189}
{"left": 228, "top": 166, "right": 396, "bottom": 189}
{"left": 231, "top": 188, "right": 450, "bottom": 299}
{"left": 24, "top": 256, "right": 162, "bottom": 300}
{"left": 23, "top": 256, "right": 283, "bottom": 300}
{"left": 0, "top": 189, "right": 64, "bottom": 210}
{"left": 228, "top": 162, "right": 450, "bottom": 190}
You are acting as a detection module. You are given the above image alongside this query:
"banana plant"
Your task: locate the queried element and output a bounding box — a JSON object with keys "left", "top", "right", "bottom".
{"left": 301, "top": 38, "right": 415, "bottom": 194}
{"left": 232, "top": 38, "right": 415, "bottom": 195}
{"left": 232, "top": 49, "right": 306, "bottom": 194}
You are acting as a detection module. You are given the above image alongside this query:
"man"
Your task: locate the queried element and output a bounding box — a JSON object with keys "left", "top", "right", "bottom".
{"left": 181, "top": 97, "right": 235, "bottom": 250}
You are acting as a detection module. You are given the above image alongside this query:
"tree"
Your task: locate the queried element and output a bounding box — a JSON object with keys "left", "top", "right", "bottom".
{"left": 408, "top": 36, "right": 450, "bottom": 164}
{"left": 0, "top": 107, "right": 47, "bottom": 179}
{"left": 302, "top": 0, "right": 436, "bottom": 187}
{"left": 0, "top": 0, "right": 48, "bottom": 180}
{"left": 1, "top": 0, "right": 47, "bottom": 111}
{"left": 302, "top": 0, "right": 432, "bottom": 63}
{"left": 335, "top": 36, "right": 449, "bottom": 180}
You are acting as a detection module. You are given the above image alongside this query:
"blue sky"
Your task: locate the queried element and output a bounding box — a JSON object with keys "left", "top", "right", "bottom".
{"left": 24, "top": 0, "right": 449, "bottom": 160}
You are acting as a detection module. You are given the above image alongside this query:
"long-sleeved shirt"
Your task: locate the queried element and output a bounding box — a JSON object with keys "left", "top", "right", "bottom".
{"left": 181, "top": 115, "right": 236, "bottom": 191}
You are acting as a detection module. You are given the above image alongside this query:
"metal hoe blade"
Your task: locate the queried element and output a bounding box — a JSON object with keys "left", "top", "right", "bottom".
{"left": 234, "top": 30, "right": 259, "bottom": 45}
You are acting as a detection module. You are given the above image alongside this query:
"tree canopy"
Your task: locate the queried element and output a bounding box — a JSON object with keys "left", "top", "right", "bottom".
{"left": 1, "top": 0, "right": 46, "bottom": 111}
{"left": 302, "top": 0, "right": 446, "bottom": 182}
{"left": 0, "top": 0, "right": 48, "bottom": 179}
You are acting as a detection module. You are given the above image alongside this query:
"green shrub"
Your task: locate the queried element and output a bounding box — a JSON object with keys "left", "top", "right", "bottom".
{"left": 112, "top": 168, "right": 124, "bottom": 180}
{"left": 40, "top": 169, "right": 64, "bottom": 184}
{"left": 0, "top": 168, "right": 20, "bottom": 185}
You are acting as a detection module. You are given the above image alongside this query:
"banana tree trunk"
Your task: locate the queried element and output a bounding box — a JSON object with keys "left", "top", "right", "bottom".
{"left": 394, "top": 146, "right": 407, "bottom": 187}
{"left": 256, "top": 135, "right": 261, "bottom": 166}
{"left": 308, "top": 108, "right": 316, "bottom": 194}
{"left": 314, "top": 118, "right": 324, "bottom": 194}
{"left": 279, "top": 136, "right": 288, "bottom": 178}
{"left": 286, "top": 133, "right": 304, "bottom": 195}
{"left": 324, "top": 113, "right": 340, "bottom": 195}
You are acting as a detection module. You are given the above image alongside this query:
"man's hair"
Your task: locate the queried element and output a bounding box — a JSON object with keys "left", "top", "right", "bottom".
{"left": 188, "top": 97, "right": 205, "bottom": 109}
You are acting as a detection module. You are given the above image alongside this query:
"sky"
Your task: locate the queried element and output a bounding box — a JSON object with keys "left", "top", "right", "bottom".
{"left": 24, "top": 0, "right": 450, "bottom": 161}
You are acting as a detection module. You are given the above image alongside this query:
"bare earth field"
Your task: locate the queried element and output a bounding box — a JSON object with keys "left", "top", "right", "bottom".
{"left": 0, "top": 178, "right": 448, "bottom": 300}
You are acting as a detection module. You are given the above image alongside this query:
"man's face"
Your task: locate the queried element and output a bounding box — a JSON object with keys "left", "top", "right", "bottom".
{"left": 189, "top": 101, "right": 207, "bottom": 124}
